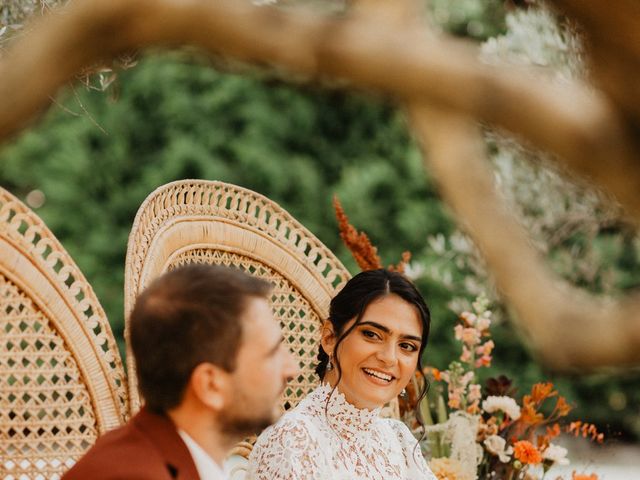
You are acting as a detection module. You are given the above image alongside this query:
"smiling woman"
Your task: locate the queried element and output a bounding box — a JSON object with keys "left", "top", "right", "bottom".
{"left": 246, "top": 269, "right": 437, "bottom": 480}
{"left": 320, "top": 271, "right": 430, "bottom": 411}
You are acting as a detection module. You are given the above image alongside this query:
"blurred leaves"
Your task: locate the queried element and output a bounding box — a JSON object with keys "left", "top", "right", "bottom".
{"left": 0, "top": 51, "right": 449, "bottom": 351}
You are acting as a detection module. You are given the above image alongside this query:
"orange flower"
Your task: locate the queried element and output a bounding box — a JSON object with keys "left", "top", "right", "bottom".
{"left": 545, "top": 423, "right": 561, "bottom": 440}
{"left": 333, "top": 196, "right": 382, "bottom": 271}
{"left": 568, "top": 422, "right": 604, "bottom": 443}
{"left": 389, "top": 251, "right": 411, "bottom": 273}
{"left": 554, "top": 396, "right": 573, "bottom": 417}
{"left": 466, "top": 402, "right": 480, "bottom": 415}
{"left": 536, "top": 435, "right": 549, "bottom": 451}
{"left": 572, "top": 473, "right": 598, "bottom": 480}
{"left": 513, "top": 440, "right": 542, "bottom": 465}
{"left": 432, "top": 368, "right": 442, "bottom": 382}
{"left": 333, "top": 196, "right": 412, "bottom": 273}
{"left": 429, "top": 457, "right": 471, "bottom": 480}
{"left": 477, "top": 416, "right": 499, "bottom": 441}
{"left": 520, "top": 398, "right": 544, "bottom": 425}
{"left": 531, "top": 382, "right": 556, "bottom": 403}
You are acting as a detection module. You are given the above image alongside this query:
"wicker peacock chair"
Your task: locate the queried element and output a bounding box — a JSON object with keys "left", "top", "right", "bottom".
{"left": 124, "top": 180, "right": 353, "bottom": 415}
{"left": 0, "top": 187, "right": 128, "bottom": 479}
{"left": 124, "top": 180, "right": 401, "bottom": 472}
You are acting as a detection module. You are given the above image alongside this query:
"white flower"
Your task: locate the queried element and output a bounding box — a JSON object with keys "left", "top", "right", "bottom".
{"left": 460, "top": 311, "right": 477, "bottom": 326}
{"left": 403, "top": 261, "right": 425, "bottom": 281}
{"left": 484, "top": 435, "right": 513, "bottom": 463}
{"left": 482, "top": 396, "right": 521, "bottom": 420}
{"left": 476, "top": 316, "right": 492, "bottom": 332}
{"left": 542, "top": 443, "right": 570, "bottom": 465}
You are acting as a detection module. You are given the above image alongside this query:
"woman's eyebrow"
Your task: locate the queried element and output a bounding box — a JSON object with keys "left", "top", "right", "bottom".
{"left": 359, "top": 321, "right": 421, "bottom": 343}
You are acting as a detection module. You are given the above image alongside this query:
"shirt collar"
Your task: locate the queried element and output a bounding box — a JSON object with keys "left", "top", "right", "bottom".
{"left": 177, "top": 430, "right": 228, "bottom": 480}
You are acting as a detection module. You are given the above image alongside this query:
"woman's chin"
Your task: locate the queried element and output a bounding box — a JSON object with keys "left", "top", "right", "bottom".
{"left": 351, "top": 389, "right": 400, "bottom": 410}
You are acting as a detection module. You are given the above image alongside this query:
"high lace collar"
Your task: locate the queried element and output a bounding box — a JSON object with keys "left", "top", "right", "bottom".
{"left": 304, "top": 383, "right": 382, "bottom": 439}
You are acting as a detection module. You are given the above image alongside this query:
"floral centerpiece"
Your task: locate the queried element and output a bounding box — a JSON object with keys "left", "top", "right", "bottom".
{"left": 400, "top": 295, "right": 604, "bottom": 480}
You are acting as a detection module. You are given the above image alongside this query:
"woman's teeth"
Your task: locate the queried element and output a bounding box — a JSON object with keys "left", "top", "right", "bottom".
{"left": 363, "top": 368, "right": 393, "bottom": 382}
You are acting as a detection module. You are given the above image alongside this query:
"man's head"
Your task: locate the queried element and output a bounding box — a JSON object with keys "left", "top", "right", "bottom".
{"left": 130, "top": 263, "right": 299, "bottom": 435}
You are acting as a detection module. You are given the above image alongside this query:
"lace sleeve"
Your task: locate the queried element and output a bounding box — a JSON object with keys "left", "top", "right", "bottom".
{"left": 387, "top": 420, "right": 438, "bottom": 480}
{"left": 246, "top": 416, "right": 330, "bottom": 480}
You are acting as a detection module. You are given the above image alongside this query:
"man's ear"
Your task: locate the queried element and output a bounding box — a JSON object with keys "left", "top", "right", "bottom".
{"left": 320, "top": 320, "right": 337, "bottom": 357}
{"left": 189, "top": 363, "right": 228, "bottom": 411}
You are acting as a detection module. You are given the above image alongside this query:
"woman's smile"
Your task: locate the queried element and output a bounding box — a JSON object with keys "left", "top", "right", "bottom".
{"left": 362, "top": 367, "right": 395, "bottom": 385}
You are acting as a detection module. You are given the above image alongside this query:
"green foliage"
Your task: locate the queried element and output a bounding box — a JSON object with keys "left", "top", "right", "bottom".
{"left": 0, "top": 51, "right": 451, "bottom": 350}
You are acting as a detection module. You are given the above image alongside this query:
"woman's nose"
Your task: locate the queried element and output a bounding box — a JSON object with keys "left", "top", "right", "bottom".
{"left": 375, "top": 342, "right": 398, "bottom": 365}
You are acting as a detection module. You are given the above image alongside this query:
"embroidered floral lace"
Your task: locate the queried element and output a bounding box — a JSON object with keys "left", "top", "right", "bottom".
{"left": 247, "top": 384, "right": 437, "bottom": 480}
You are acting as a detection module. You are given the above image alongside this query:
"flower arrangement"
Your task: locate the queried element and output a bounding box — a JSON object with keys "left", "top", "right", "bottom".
{"left": 401, "top": 295, "right": 604, "bottom": 480}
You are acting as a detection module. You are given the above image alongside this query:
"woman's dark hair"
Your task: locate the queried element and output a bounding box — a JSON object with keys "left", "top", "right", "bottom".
{"left": 315, "top": 269, "right": 431, "bottom": 429}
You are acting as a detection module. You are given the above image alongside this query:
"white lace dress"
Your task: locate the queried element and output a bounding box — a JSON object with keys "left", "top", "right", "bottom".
{"left": 247, "top": 384, "right": 437, "bottom": 480}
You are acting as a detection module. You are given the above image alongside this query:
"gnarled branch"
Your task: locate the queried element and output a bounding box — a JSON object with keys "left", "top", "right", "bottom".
{"left": 3, "top": 0, "right": 640, "bottom": 369}
{"left": 1, "top": 0, "right": 638, "bottom": 215}
{"left": 410, "top": 104, "right": 640, "bottom": 369}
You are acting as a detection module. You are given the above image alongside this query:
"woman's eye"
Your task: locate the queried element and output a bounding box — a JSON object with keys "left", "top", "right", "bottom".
{"left": 400, "top": 342, "right": 418, "bottom": 352}
{"left": 362, "top": 329, "right": 380, "bottom": 339}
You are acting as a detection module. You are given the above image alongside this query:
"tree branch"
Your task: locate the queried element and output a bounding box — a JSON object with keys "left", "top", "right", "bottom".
{"left": 4, "top": 0, "right": 640, "bottom": 368}
{"left": 1, "top": 0, "right": 639, "bottom": 217}
{"left": 548, "top": 0, "right": 640, "bottom": 133}
{"left": 409, "top": 104, "right": 640, "bottom": 370}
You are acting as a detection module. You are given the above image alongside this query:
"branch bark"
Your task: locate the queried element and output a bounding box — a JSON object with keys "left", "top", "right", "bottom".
{"left": 1, "top": 0, "right": 639, "bottom": 216}
{"left": 548, "top": 0, "right": 640, "bottom": 139}
{"left": 3, "top": 0, "right": 640, "bottom": 368}
{"left": 409, "top": 104, "right": 640, "bottom": 370}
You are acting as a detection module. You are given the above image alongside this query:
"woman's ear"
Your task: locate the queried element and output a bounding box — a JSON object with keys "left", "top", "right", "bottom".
{"left": 320, "top": 320, "right": 337, "bottom": 356}
{"left": 189, "top": 363, "right": 227, "bottom": 411}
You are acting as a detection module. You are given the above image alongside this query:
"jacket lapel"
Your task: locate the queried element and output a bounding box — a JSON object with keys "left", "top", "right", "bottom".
{"left": 132, "top": 408, "right": 200, "bottom": 480}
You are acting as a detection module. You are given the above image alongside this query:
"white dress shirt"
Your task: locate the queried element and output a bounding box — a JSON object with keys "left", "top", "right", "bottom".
{"left": 178, "top": 430, "right": 228, "bottom": 480}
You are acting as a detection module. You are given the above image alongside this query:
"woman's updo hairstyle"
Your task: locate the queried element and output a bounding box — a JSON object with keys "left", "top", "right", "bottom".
{"left": 315, "top": 268, "right": 431, "bottom": 379}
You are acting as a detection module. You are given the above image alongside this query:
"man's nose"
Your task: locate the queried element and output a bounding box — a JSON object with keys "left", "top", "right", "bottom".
{"left": 285, "top": 349, "right": 301, "bottom": 378}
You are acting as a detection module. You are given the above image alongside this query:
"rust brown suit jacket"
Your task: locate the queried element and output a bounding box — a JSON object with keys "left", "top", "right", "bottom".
{"left": 62, "top": 408, "right": 200, "bottom": 480}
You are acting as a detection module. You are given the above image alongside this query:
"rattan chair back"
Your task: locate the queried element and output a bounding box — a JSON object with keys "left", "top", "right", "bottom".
{"left": 0, "top": 188, "right": 128, "bottom": 479}
{"left": 124, "top": 180, "right": 354, "bottom": 415}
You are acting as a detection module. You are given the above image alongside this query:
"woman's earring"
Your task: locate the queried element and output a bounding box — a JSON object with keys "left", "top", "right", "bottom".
{"left": 400, "top": 388, "right": 408, "bottom": 398}
{"left": 326, "top": 355, "right": 333, "bottom": 372}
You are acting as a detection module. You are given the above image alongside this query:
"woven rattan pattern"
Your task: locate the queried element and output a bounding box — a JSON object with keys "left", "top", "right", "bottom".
{"left": 0, "top": 189, "right": 128, "bottom": 419}
{"left": 126, "top": 181, "right": 349, "bottom": 314}
{"left": 125, "top": 180, "right": 352, "bottom": 412}
{"left": 0, "top": 275, "right": 96, "bottom": 479}
{"left": 0, "top": 188, "right": 128, "bottom": 478}
{"left": 171, "top": 249, "right": 322, "bottom": 410}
